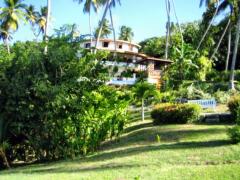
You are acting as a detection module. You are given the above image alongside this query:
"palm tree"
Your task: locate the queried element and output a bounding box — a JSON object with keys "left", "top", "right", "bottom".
{"left": 165, "top": 0, "right": 171, "bottom": 59}
{"left": 202, "top": 0, "right": 239, "bottom": 89}
{"left": 132, "top": 82, "right": 159, "bottom": 121}
{"left": 0, "top": 0, "right": 27, "bottom": 54}
{"left": 0, "top": 23, "right": 12, "bottom": 54}
{"left": 54, "top": 24, "right": 80, "bottom": 42}
{"left": 171, "top": 0, "right": 184, "bottom": 54}
{"left": 74, "top": 0, "right": 100, "bottom": 51}
{"left": 205, "top": 0, "right": 234, "bottom": 71}
{"left": 108, "top": 0, "right": 120, "bottom": 51}
{"left": 94, "top": 0, "right": 120, "bottom": 53}
{"left": 94, "top": 0, "right": 111, "bottom": 53}
{"left": 230, "top": 1, "right": 240, "bottom": 90}
{"left": 26, "top": 5, "right": 39, "bottom": 39}
{"left": 196, "top": 0, "right": 220, "bottom": 53}
{"left": 119, "top": 26, "right": 134, "bottom": 42}
{"left": 36, "top": 7, "right": 47, "bottom": 37}
{"left": 44, "top": 0, "right": 51, "bottom": 54}
{"left": 210, "top": 19, "right": 231, "bottom": 59}
{"left": 94, "top": 19, "right": 111, "bottom": 38}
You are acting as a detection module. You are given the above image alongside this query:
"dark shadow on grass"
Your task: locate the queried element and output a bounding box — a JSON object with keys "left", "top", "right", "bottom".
{"left": 83, "top": 139, "right": 232, "bottom": 163}
{"left": 1, "top": 123, "right": 232, "bottom": 175}
{"left": 16, "top": 163, "right": 140, "bottom": 174}
{"left": 124, "top": 122, "right": 153, "bottom": 134}
{"left": 1, "top": 139, "right": 231, "bottom": 175}
{"left": 102, "top": 126, "right": 228, "bottom": 150}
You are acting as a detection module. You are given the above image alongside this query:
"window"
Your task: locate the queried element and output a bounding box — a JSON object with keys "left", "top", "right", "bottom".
{"left": 85, "top": 43, "right": 91, "bottom": 48}
{"left": 103, "top": 42, "right": 109, "bottom": 48}
{"left": 130, "top": 45, "right": 133, "bottom": 51}
{"left": 154, "top": 61, "right": 161, "bottom": 70}
{"left": 118, "top": 44, "right": 123, "bottom": 49}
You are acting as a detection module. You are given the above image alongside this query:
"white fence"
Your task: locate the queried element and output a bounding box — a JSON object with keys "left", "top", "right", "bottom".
{"left": 188, "top": 99, "right": 216, "bottom": 109}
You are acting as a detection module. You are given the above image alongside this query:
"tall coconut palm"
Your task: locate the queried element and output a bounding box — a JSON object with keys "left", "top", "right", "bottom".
{"left": 94, "top": 0, "right": 120, "bottom": 53}
{"left": 44, "top": 0, "right": 51, "bottom": 54}
{"left": 0, "top": 23, "right": 12, "bottom": 54}
{"left": 36, "top": 6, "right": 47, "bottom": 36}
{"left": 196, "top": 0, "right": 220, "bottom": 53}
{"left": 108, "top": 0, "right": 120, "bottom": 51}
{"left": 171, "top": 0, "right": 184, "bottom": 54}
{"left": 165, "top": 0, "right": 171, "bottom": 59}
{"left": 119, "top": 25, "right": 134, "bottom": 42}
{"left": 26, "top": 5, "right": 39, "bottom": 39}
{"left": 206, "top": 0, "right": 234, "bottom": 71}
{"left": 202, "top": 0, "right": 239, "bottom": 89}
{"left": 74, "top": 0, "right": 100, "bottom": 51}
{"left": 94, "top": 0, "right": 111, "bottom": 53}
{"left": 0, "top": 0, "right": 27, "bottom": 54}
{"left": 94, "top": 18, "right": 111, "bottom": 38}
{"left": 229, "top": 1, "right": 240, "bottom": 90}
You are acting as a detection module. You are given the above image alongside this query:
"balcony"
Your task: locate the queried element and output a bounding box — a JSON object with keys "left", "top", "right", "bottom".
{"left": 107, "top": 77, "right": 137, "bottom": 85}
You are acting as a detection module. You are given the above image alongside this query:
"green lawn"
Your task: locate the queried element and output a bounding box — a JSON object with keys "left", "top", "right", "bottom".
{"left": 1, "top": 121, "right": 240, "bottom": 180}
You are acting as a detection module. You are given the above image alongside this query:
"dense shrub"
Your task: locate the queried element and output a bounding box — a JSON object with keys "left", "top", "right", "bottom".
{"left": 213, "top": 90, "right": 231, "bottom": 104}
{"left": 228, "top": 96, "right": 240, "bottom": 121}
{"left": 151, "top": 103, "right": 201, "bottom": 125}
{"left": 0, "top": 40, "right": 131, "bottom": 166}
{"left": 178, "top": 85, "right": 212, "bottom": 100}
{"left": 228, "top": 126, "right": 240, "bottom": 144}
{"left": 206, "top": 70, "right": 240, "bottom": 82}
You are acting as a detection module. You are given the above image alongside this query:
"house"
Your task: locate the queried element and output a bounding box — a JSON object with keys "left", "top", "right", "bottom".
{"left": 80, "top": 39, "right": 172, "bottom": 87}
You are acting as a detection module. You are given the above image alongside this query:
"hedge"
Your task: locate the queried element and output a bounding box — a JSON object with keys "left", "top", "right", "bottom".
{"left": 151, "top": 103, "right": 201, "bottom": 125}
{"left": 228, "top": 95, "right": 240, "bottom": 123}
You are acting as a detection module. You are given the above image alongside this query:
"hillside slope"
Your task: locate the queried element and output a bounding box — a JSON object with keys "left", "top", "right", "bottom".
{"left": 1, "top": 121, "right": 240, "bottom": 180}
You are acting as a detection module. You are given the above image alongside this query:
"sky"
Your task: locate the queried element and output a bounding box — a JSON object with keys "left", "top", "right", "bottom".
{"left": 0, "top": 0, "right": 206, "bottom": 43}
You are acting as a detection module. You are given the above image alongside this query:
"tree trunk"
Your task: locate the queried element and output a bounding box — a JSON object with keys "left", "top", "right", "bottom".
{"left": 94, "top": 0, "right": 112, "bottom": 54}
{"left": 229, "top": 13, "right": 240, "bottom": 90}
{"left": 4, "top": 37, "right": 10, "bottom": 54}
{"left": 196, "top": 1, "right": 219, "bottom": 53}
{"left": 165, "top": 0, "right": 170, "bottom": 59}
{"left": 89, "top": 10, "right": 93, "bottom": 53}
{"left": 171, "top": 0, "right": 184, "bottom": 54}
{"left": 141, "top": 98, "right": 145, "bottom": 121}
{"left": 0, "top": 149, "right": 10, "bottom": 169}
{"left": 226, "top": 25, "right": 232, "bottom": 71}
{"left": 109, "top": 7, "right": 117, "bottom": 52}
{"left": 44, "top": 0, "right": 51, "bottom": 54}
{"left": 210, "top": 19, "right": 231, "bottom": 60}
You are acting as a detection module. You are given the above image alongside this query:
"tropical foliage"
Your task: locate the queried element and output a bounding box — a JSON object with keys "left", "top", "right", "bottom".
{"left": 1, "top": 0, "right": 240, "bottom": 170}
{"left": 119, "top": 26, "right": 134, "bottom": 41}
{"left": 132, "top": 82, "right": 159, "bottom": 121}
{"left": 0, "top": 0, "right": 27, "bottom": 53}
{"left": 0, "top": 39, "right": 130, "bottom": 166}
{"left": 94, "top": 19, "right": 111, "bottom": 38}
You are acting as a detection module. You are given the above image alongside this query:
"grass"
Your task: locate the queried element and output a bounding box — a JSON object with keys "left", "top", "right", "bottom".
{"left": 1, "top": 121, "right": 240, "bottom": 180}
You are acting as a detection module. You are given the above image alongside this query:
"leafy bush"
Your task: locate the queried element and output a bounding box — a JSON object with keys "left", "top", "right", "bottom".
{"left": 206, "top": 70, "right": 240, "bottom": 82}
{"left": 228, "top": 126, "right": 240, "bottom": 144}
{"left": 151, "top": 103, "right": 201, "bottom": 125}
{"left": 228, "top": 96, "right": 240, "bottom": 121}
{"left": 0, "top": 40, "right": 131, "bottom": 166}
{"left": 179, "top": 85, "right": 212, "bottom": 100}
{"left": 159, "top": 91, "right": 177, "bottom": 103}
{"left": 213, "top": 90, "right": 231, "bottom": 104}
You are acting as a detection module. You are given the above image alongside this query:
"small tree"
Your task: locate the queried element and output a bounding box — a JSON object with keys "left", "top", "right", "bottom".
{"left": 132, "top": 82, "right": 159, "bottom": 121}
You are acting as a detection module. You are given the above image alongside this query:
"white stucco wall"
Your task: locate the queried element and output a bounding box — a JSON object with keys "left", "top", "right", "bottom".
{"left": 81, "top": 40, "right": 139, "bottom": 53}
